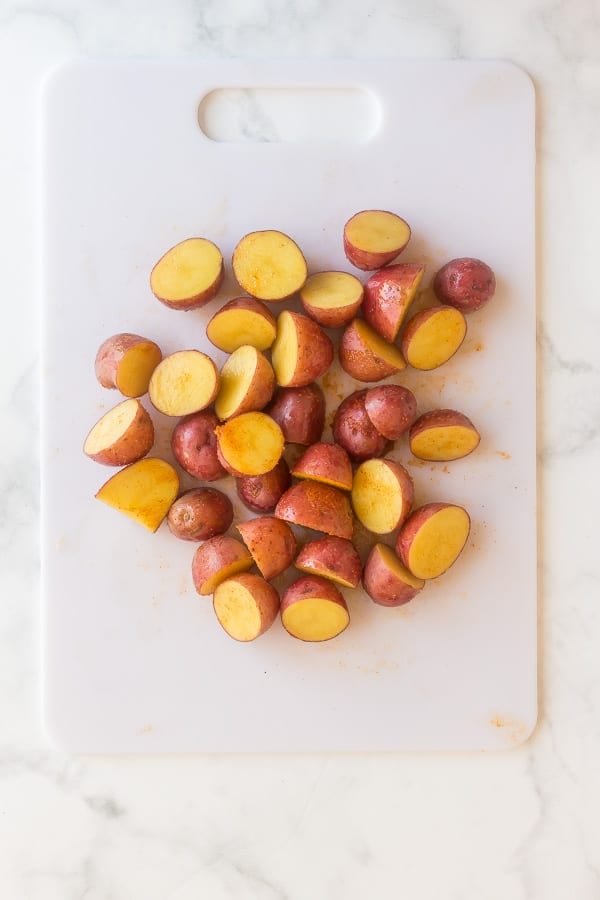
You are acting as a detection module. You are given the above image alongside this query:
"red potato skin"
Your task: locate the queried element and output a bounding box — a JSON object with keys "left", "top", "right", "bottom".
{"left": 343, "top": 211, "right": 411, "bottom": 271}
{"left": 363, "top": 264, "right": 425, "bottom": 341}
{"left": 84, "top": 401, "right": 154, "bottom": 466}
{"left": 433, "top": 258, "right": 496, "bottom": 313}
{"left": 295, "top": 536, "right": 362, "bottom": 588}
{"left": 167, "top": 488, "right": 233, "bottom": 542}
{"left": 171, "top": 411, "right": 227, "bottom": 481}
{"left": 275, "top": 482, "right": 354, "bottom": 540}
{"left": 409, "top": 409, "right": 480, "bottom": 459}
{"left": 363, "top": 544, "right": 423, "bottom": 607}
{"left": 395, "top": 502, "right": 471, "bottom": 572}
{"left": 280, "top": 312, "right": 334, "bottom": 387}
{"left": 281, "top": 575, "right": 348, "bottom": 616}
{"left": 191, "top": 536, "right": 252, "bottom": 596}
{"left": 266, "top": 384, "right": 325, "bottom": 446}
{"left": 291, "top": 442, "right": 353, "bottom": 491}
{"left": 236, "top": 459, "right": 291, "bottom": 513}
{"left": 94, "top": 333, "right": 162, "bottom": 392}
{"left": 206, "top": 298, "right": 276, "bottom": 349}
{"left": 339, "top": 319, "right": 405, "bottom": 382}
{"left": 364, "top": 385, "right": 417, "bottom": 440}
{"left": 236, "top": 516, "right": 297, "bottom": 581}
{"left": 332, "top": 391, "right": 389, "bottom": 462}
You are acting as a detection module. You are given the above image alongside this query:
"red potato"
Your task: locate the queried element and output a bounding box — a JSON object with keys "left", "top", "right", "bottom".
{"left": 149, "top": 350, "right": 219, "bottom": 416}
{"left": 339, "top": 318, "right": 406, "bottom": 382}
{"left": 95, "top": 333, "right": 162, "bottom": 398}
{"left": 206, "top": 298, "right": 276, "bottom": 353}
{"left": 232, "top": 230, "right": 307, "bottom": 301}
{"left": 95, "top": 458, "right": 179, "bottom": 533}
{"left": 275, "top": 481, "right": 354, "bottom": 540}
{"left": 237, "top": 516, "right": 297, "bottom": 581}
{"left": 236, "top": 459, "right": 291, "bottom": 513}
{"left": 150, "top": 237, "right": 224, "bottom": 310}
{"left": 401, "top": 305, "right": 467, "bottom": 370}
{"left": 170, "top": 410, "right": 227, "bottom": 481}
{"left": 83, "top": 398, "right": 154, "bottom": 466}
{"left": 281, "top": 575, "right": 350, "bottom": 642}
{"left": 364, "top": 385, "right": 417, "bottom": 440}
{"left": 332, "top": 390, "right": 389, "bottom": 462}
{"left": 343, "top": 210, "right": 411, "bottom": 270}
{"left": 396, "top": 503, "right": 471, "bottom": 580}
{"left": 363, "top": 263, "right": 425, "bottom": 341}
{"left": 409, "top": 409, "right": 480, "bottom": 461}
{"left": 167, "top": 488, "right": 233, "bottom": 542}
{"left": 214, "top": 345, "right": 275, "bottom": 421}
{"left": 295, "top": 536, "right": 362, "bottom": 589}
{"left": 291, "top": 442, "right": 353, "bottom": 491}
{"left": 215, "top": 411, "right": 284, "bottom": 476}
{"left": 266, "top": 384, "right": 325, "bottom": 446}
{"left": 192, "top": 535, "right": 253, "bottom": 596}
{"left": 351, "top": 458, "right": 414, "bottom": 534}
{"left": 213, "top": 574, "right": 280, "bottom": 642}
{"left": 433, "top": 257, "right": 496, "bottom": 313}
{"left": 271, "top": 311, "right": 334, "bottom": 387}
{"left": 363, "top": 543, "right": 424, "bottom": 607}
{"left": 299, "top": 271, "right": 364, "bottom": 328}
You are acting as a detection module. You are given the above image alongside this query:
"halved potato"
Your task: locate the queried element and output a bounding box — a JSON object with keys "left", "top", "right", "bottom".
{"left": 295, "top": 536, "right": 362, "bottom": 589}
{"left": 206, "top": 298, "right": 277, "bottom": 352}
{"left": 332, "top": 390, "right": 388, "bottom": 462}
{"left": 95, "top": 458, "right": 179, "bottom": 532}
{"left": 216, "top": 411, "right": 284, "bottom": 476}
{"left": 192, "top": 536, "right": 253, "bottom": 596}
{"left": 409, "top": 409, "right": 480, "bottom": 461}
{"left": 351, "top": 458, "right": 414, "bottom": 534}
{"left": 339, "top": 319, "right": 406, "bottom": 382}
{"left": 299, "top": 271, "right": 364, "bottom": 328}
{"left": 275, "top": 481, "right": 354, "bottom": 540}
{"left": 95, "top": 333, "right": 162, "bottom": 398}
{"left": 281, "top": 575, "right": 350, "bottom": 642}
{"left": 401, "top": 306, "right": 467, "bottom": 370}
{"left": 291, "top": 442, "right": 353, "bottom": 491}
{"left": 343, "top": 210, "right": 411, "bottom": 270}
{"left": 266, "top": 384, "right": 326, "bottom": 446}
{"left": 271, "top": 311, "right": 333, "bottom": 387}
{"left": 84, "top": 399, "right": 154, "bottom": 466}
{"left": 236, "top": 460, "right": 291, "bottom": 513}
{"left": 213, "top": 574, "right": 280, "bottom": 641}
{"left": 237, "top": 516, "right": 297, "bottom": 581}
{"left": 232, "top": 230, "right": 307, "bottom": 301}
{"left": 363, "top": 543, "right": 424, "bottom": 606}
{"left": 214, "top": 345, "right": 275, "bottom": 421}
{"left": 396, "top": 503, "right": 471, "bottom": 580}
{"left": 149, "top": 350, "right": 219, "bottom": 417}
{"left": 150, "top": 237, "right": 224, "bottom": 310}
{"left": 363, "top": 263, "right": 424, "bottom": 341}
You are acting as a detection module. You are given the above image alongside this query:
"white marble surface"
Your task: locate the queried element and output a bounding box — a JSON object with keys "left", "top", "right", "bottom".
{"left": 0, "top": 1, "right": 599, "bottom": 898}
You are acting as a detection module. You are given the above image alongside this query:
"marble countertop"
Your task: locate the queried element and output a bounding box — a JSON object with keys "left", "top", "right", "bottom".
{"left": 1, "top": 1, "right": 599, "bottom": 898}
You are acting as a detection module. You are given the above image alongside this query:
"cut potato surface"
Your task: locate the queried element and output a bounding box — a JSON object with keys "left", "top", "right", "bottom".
{"left": 84, "top": 398, "right": 154, "bottom": 466}
{"left": 213, "top": 574, "right": 279, "bottom": 642}
{"left": 216, "top": 411, "right": 284, "bottom": 476}
{"left": 351, "top": 459, "right": 412, "bottom": 534}
{"left": 281, "top": 576, "right": 350, "bottom": 642}
{"left": 206, "top": 298, "right": 276, "bottom": 352}
{"left": 399, "top": 504, "right": 470, "bottom": 580}
{"left": 232, "top": 230, "right": 307, "bottom": 301}
{"left": 215, "top": 345, "right": 274, "bottom": 421}
{"left": 402, "top": 306, "right": 467, "bottom": 370}
{"left": 95, "top": 333, "right": 162, "bottom": 397}
{"left": 272, "top": 311, "right": 333, "bottom": 387}
{"left": 95, "top": 458, "right": 179, "bottom": 532}
{"left": 410, "top": 410, "right": 480, "bottom": 461}
{"left": 346, "top": 211, "right": 410, "bottom": 253}
{"left": 301, "top": 271, "right": 363, "bottom": 308}
{"left": 149, "top": 350, "right": 219, "bottom": 416}
{"left": 150, "top": 238, "right": 224, "bottom": 310}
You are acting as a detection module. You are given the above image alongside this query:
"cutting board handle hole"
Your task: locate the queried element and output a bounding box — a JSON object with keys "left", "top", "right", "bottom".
{"left": 198, "top": 87, "right": 380, "bottom": 143}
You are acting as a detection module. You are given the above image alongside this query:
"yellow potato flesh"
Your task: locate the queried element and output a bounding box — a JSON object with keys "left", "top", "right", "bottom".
{"left": 282, "top": 598, "right": 349, "bottom": 641}
{"left": 116, "top": 342, "right": 162, "bottom": 397}
{"left": 346, "top": 211, "right": 410, "bottom": 252}
{"left": 95, "top": 458, "right": 179, "bottom": 532}
{"left": 302, "top": 271, "right": 363, "bottom": 309}
{"left": 356, "top": 320, "right": 406, "bottom": 367}
{"left": 215, "top": 345, "right": 259, "bottom": 420}
{"left": 408, "top": 507, "right": 470, "bottom": 579}
{"left": 149, "top": 351, "right": 218, "bottom": 416}
{"left": 84, "top": 399, "right": 138, "bottom": 454}
{"left": 411, "top": 425, "right": 480, "bottom": 461}
{"left": 207, "top": 309, "right": 275, "bottom": 352}
{"left": 233, "top": 231, "right": 307, "bottom": 301}
{"left": 406, "top": 308, "right": 466, "bottom": 370}
{"left": 217, "top": 412, "right": 284, "bottom": 475}
{"left": 352, "top": 460, "right": 403, "bottom": 534}
{"left": 376, "top": 544, "right": 424, "bottom": 588}
{"left": 151, "top": 238, "right": 222, "bottom": 303}
{"left": 271, "top": 311, "right": 298, "bottom": 386}
{"left": 213, "top": 580, "right": 262, "bottom": 641}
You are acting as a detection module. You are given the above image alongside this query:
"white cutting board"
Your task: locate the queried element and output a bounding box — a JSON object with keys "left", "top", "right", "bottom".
{"left": 40, "top": 60, "right": 536, "bottom": 752}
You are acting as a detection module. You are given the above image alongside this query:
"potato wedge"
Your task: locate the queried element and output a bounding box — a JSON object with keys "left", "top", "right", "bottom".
{"left": 363, "top": 543, "right": 424, "bottom": 606}
{"left": 192, "top": 536, "right": 253, "bottom": 596}
{"left": 339, "top": 319, "right": 406, "bottom": 382}
{"left": 149, "top": 350, "right": 219, "bottom": 416}
{"left": 433, "top": 257, "right": 496, "bottom": 313}
{"left": 206, "top": 298, "right": 277, "bottom": 352}
{"left": 150, "top": 237, "right": 224, "bottom": 310}
{"left": 232, "top": 230, "right": 307, "bottom": 301}
{"left": 215, "top": 345, "right": 275, "bottom": 421}
{"left": 95, "top": 458, "right": 179, "bottom": 532}
{"left": 170, "top": 410, "right": 227, "bottom": 481}
{"left": 84, "top": 398, "right": 154, "bottom": 466}
{"left": 351, "top": 458, "right": 414, "bottom": 534}
{"left": 364, "top": 385, "right": 417, "bottom": 440}
{"left": 332, "top": 390, "right": 388, "bottom": 462}
{"left": 343, "top": 210, "right": 411, "bottom": 270}
{"left": 237, "top": 516, "right": 297, "bottom": 581}
{"left": 396, "top": 503, "right": 471, "bottom": 580}
{"left": 401, "top": 306, "right": 467, "bottom": 370}
{"left": 275, "top": 481, "right": 354, "bottom": 540}
{"left": 409, "top": 409, "right": 480, "bottom": 461}
{"left": 95, "top": 333, "right": 162, "bottom": 398}
{"left": 299, "top": 271, "right": 364, "bottom": 328}
{"left": 295, "top": 536, "right": 362, "bottom": 589}
{"left": 281, "top": 575, "right": 349, "bottom": 642}
{"left": 266, "top": 384, "right": 325, "bottom": 446}
{"left": 167, "top": 488, "right": 233, "bottom": 541}
{"left": 213, "top": 574, "right": 280, "bottom": 642}
{"left": 216, "top": 411, "right": 284, "bottom": 476}
{"left": 291, "top": 442, "right": 353, "bottom": 491}
{"left": 272, "top": 311, "right": 333, "bottom": 387}
{"left": 363, "top": 263, "right": 424, "bottom": 341}
{"left": 236, "top": 460, "right": 291, "bottom": 513}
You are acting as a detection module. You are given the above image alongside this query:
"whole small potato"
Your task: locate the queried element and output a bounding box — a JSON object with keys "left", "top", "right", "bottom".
{"left": 332, "top": 390, "right": 388, "bottom": 461}
{"left": 266, "top": 384, "right": 325, "bottom": 446}
{"left": 236, "top": 459, "right": 291, "bottom": 513}
{"left": 433, "top": 257, "right": 496, "bottom": 313}
{"left": 167, "top": 488, "right": 233, "bottom": 541}
{"left": 171, "top": 410, "right": 227, "bottom": 481}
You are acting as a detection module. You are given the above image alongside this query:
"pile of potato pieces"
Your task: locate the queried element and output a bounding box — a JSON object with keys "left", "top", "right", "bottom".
{"left": 85, "top": 209, "right": 496, "bottom": 643}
